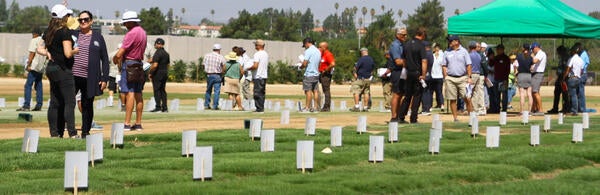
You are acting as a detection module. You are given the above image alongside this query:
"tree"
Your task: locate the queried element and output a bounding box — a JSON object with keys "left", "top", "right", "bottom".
{"left": 300, "top": 8, "right": 314, "bottom": 36}
{"left": 590, "top": 11, "right": 600, "bottom": 19}
{"left": 7, "top": 0, "right": 17, "bottom": 21}
{"left": 210, "top": 9, "right": 215, "bottom": 22}
{"left": 334, "top": 2, "right": 339, "bottom": 15}
{"left": 5, "top": 6, "right": 48, "bottom": 33}
{"left": 361, "top": 7, "right": 367, "bottom": 26}
{"left": 0, "top": 0, "right": 7, "bottom": 22}
{"left": 139, "top": 7, "right": 168, "bottom": 35}
{"left": 403, "top": 0, "right": 445, "bottom": 42}
{"left": 364, "top": 9, "right": 396, "bottom": 63}
{"left": 454, "top": 9, "right": 460, "bottom": 15}
{"left": 370, "top": 8, "right": 375, "bottom": 24}
{"left": 397, "top": 9, "right": 403, "bottom": 24}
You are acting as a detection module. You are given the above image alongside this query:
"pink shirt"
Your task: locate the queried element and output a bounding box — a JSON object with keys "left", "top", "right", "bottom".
{"left": 121, "top": 25, "right": 147, "bottom": 61}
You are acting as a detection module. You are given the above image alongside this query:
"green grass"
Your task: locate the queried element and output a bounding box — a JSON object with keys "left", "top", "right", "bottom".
{"left": 0, "top": 116, "right": 599, "bottom": 194}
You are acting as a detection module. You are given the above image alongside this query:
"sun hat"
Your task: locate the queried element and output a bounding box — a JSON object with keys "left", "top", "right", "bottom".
{"left": 225, "top": 51, "right": 239, "bottom": 61}
{"left": 120, "top": 11, "right": 141, "bottom": 23}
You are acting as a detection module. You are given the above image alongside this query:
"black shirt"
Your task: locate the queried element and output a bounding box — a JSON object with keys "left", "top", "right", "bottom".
{"left": 152, "top": 47, "right": 170, "bottom": 73}
{"left": 516, "top": 53, "right": 532, "bottom": 74}
{"left": 43, "top": 28, "right": 74, "bottom": 69}
{"left": 402, "top": 39, "right": 427, "bottom": 73}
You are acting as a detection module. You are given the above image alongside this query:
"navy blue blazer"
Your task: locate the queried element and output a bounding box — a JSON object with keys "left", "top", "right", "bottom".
{"left": 72, "top": 30, "right": 110, "bottom": 98}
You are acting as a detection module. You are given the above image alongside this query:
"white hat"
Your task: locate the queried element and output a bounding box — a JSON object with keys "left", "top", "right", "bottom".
{"left": 481, "top": 42, "right": 488, "bottom": 48}
{"left": 120, "top": 11, "right": 141, "bottom": 24}
{"left": 51, "top": 4, "right": 72, "bottom": 19}
{"left": 213, "top": 44, "right": 221, "bottom": 50}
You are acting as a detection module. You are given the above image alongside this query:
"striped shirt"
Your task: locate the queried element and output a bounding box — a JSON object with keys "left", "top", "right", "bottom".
{"left": 73, "top": 33, "right": 91, "bottom": 78}
{"left": 203, "top": 52, "right": 226, "bottom": 74}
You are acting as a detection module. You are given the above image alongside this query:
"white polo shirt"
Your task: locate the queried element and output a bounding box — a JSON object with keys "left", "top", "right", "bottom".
{"left": 533, "top": 50, "right": 547, "bottom": 73}
{"left": 568, "top": 54, "right": 583, "bottom": 78}
{"left": 253, "top": 50, "right": 269, "bottom": 79}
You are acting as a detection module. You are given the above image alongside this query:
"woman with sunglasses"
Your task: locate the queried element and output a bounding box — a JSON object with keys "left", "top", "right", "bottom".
{"left": 72, "top": 10, "right": 109, "bottom": 138}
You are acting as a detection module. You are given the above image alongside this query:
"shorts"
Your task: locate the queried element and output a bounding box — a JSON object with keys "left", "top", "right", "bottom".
{"left": 351, "top": 79, "right": 371, "bottom": 95}
{"left": 390, "top": 70, "right": 405, "bottom": 94}
{"left": 444, "top": 76, "right": 467, "bottom": 100}
{"left": 531, "top": 73, "right": 544, "bottom": 92}
{"left": 303, "top": 76, "right": 320, "bottom": 91}
{"left": 108, "top": 76, "right": 117, "bottom": 92}
{"left": 223, "top": 77, "right": 240, "bottom": 94}
{"left": 119, "top": 60, "right": 145, "bottom": 93}
{"left": 517, "top": 73, "right": 531, "bottom": 88}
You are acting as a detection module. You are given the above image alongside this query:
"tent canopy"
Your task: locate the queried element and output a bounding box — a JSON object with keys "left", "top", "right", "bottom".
{"left": 448, "top": 0, "right": 600, "bottom": 39}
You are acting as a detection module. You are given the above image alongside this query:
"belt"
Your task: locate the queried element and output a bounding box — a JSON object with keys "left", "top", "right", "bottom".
{"left": 447, "top": 75, "right": 465, "bottom": 78}
{"left": 207, "top": 73, "right": 221, "bottom": 75}
{"left": 125, "top": 59, "right": 142, "bottom": 62}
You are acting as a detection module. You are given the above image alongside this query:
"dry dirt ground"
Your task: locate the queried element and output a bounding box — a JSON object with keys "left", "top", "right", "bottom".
{"left": 1, "top": 77, "right": 598, "bottom": 139}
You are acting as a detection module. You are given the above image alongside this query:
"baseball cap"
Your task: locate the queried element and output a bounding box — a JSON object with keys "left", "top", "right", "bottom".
{"left": 155, "top": 38, "right": 165, "bottom": 45}
{"left": 254, "top": 39, "right": 265, "bottom": 46}
{"left": 213, "top": 44, "right": 221, "bottom": 50}
{"left": 360, "top": 47, "right": 368, "bottom": 52}
{"left": 448, "top": 35, "right": 460, "bottom": 41}
{"left": 302, "top": 37, "right": 314, "bottom": 47}
{"left": 531, "top": 42, "right": 541, "bottom": 48}
{"left": 120, "top": 11, "right": 141, "bottom": 23}
{"left": 51, "top": 4, "right": 72, "bottom": 19}
{"left": 481, "top": 42, "right": 488, "bottom": 48}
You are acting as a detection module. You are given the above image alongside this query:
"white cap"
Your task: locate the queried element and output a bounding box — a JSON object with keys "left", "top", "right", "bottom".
{"left": 481, "top": 42, "right": 488, "bottom": 48}
{"left": 51, "top": 4, "right": 72, "bottom": 19}
{"left": 120, "top": 11, "right": 141, "bottom": 23}
{"left": 213, "top": 44, "right": 221, "bottom": 50}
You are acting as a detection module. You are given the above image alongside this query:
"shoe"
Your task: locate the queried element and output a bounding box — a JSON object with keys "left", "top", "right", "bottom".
{"left": 508, "top": 105, "right": 513, "bottom": 109}
{"left": 16, "top": 107, "right": 30, "bottom": 111}
{"left": 546, "top": 109, "right": 559, "bottom": 114}
{"left": 420, "top": 112, "right": 431, "bottom": 116}
{"left": 120, "top": 105, "right": 126, "bottom": 112}
{"left": 161, "top": 109, "right": 169, "bottom": 113}
{"left": 300, "top": 107, "right": 311, "bottom": 113}
{"left": 253, "top": 110, "right": 264, "bottom": 114}
{"left": 389, "top": 118, "right": 399, "bottom": 123}
{"left": 131, "top": 124, "right": 143, "bottom": 131}
{"left": 32, "top": 106, "right": 42, "bottom": 111}
{"left": 454, "top": 118, "right": 459, "bottom": 123}
{"left": 349, "top": 107, "right": 360, "bottom": 112}
{"left": 213, "top": 107, "right": 220, "bottom": 110}
{"left": 70, "top": 135, "right": 81, "bottom": 139}
{"left": 310, "top": 108, "right": 320, "bottom": 113}
{"left": 150, "top": 108, "right": 161, "bottom": 112}
{"left": 361, "top": 108, "right": 369, "bottom": 112}
{"left": 123, "top": 124, "right": 131, "bottom": 131}
{"left": 478, "top": 111, "right": 487, "bottom": 116}
{"left": 91, "top": 122, "right": 103, "bottom": 131}
{"left": 321, "top": 108, "right": 330, "bottom": 112}
{"left": 398, "top": 120, "right": 408, "bottom": 124}
{"left": 205, "top": 107, "right": 212, "bottom": 110}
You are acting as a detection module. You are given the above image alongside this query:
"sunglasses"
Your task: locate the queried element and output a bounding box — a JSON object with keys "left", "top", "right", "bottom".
{"left": 78, "top": 17, "right": 91, "bottom": 23}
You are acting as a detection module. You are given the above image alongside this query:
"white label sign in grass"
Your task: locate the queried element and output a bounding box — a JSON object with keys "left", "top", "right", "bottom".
{"left": 499, "top": 112, "right": 507, "bottom": 125}
{"left": 110, "top": 123, "right": 124, "bottom": 149}
{"left": 388, "top": 122, "right": 398, "bottom": 143}
{"left": 521, "top": 111, "right": 529, "bottom": 124}
{"left": 18, "top": 97, "right": 24, "bottom": 107}
{"left": 0, "top": 97, "right": 5, "bottom": 107}
{"left": 340, "top": 101, "right": 347, "bottom": 111}
{"left": 261, "top": 130, "right": 275, "bottom": 152}
{"left": 146, "top": 97, "right": 156, "bottom": 112}
{"left": 369, "top": 136, "right": 384, "bottom": 162}
{"left": 432, "top": 114, "right": 440, "bottom": 121}
{"left": 86, "top": 133, "right": 103, "bottom": 164}
{"left": 64, "top": 151, "right": 88, "bottom": 192}
{"left": 330, "top": 126, "right": 342, "bottom": 147}
{"left": 432, "top": 120, "right": 443, "bottom": 138}
{"left": 169, "top": 98, "right": 180, "bottom": 112}
{"left": 193, "top": 146, "right": 213, "bottom": 181}
{"left": 486, "top": 126, "right": 500, "bottom": 148}
{"left": 182, "top": 130, "right": 197, "bottom": 157}
{"left": 544, "top": 115, "right": 551, "bottom": 132}
{"left": 558, "top": 113, "right": 564, "bottom": 124}
{"left": 196, "top": 98, "right": 204, "bottom": 111}
{"left": 280, "top": 110, "right": 290, "bottom": 125}
{"left": 296, "top": 140, "right": 314, "bottom": 173}
{"left": 471, "top": 116, "right": 479, "bottom": 137}
{"left": 469, "top": 112, "right": 477, "bottom": 127}
{"left": 428, "top": 129, "right": 440, "bottom": 154}
{"left": 249, "top": 119, "right": 262, "bottom": 139}
{"left": 273, "top": 101, "right": 281, "bottom": 112}
{"left": 572, "top": 123, "right": 583, "bottom": 143}
{"left": 356, "top": 116, "right": 367, "bottom": 134}
{"left": 22, "top": 129, "right": 39, "bottom": 153}
{"left": 530, "top": 125, "right": 540, "bottom": 146}
{"left": 304, "top": 117, "right": 317, "bottom": 136}
{"left": 582, "top": 113, "right": 589, "bottom": 129}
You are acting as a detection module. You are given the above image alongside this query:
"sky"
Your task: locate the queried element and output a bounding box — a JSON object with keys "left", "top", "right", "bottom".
{"left": 12, "top": 0, "right": 599, "bottom": 26}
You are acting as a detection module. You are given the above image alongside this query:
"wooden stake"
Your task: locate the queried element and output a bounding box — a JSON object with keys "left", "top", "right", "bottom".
{"left": 301, "top": 151, "right": 306, "bottom": 174}
{"left": 186, "top": 140, "right": 189, "bottom": 158}
{"left": 91, "top": 144, "right": 95, "bottom": 168}
{"left": 25, "top": 137, "right": 30, "bottom": 153}
{"left": 372, "top": 146, "right": 376, "bottom": 164}
{"left": 112, "top": 131, "right": 116, "bottom": 149}
{"left": 201, "top": 157, "right": 205, "bottom": 182}
{"left": 73, "top": 166, "right": 78, "bottom": 195}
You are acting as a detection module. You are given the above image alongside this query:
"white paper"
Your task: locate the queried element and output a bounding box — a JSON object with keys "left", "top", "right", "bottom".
{"left": 0, "top": 97, "right": 5, "bottom": 107}
{"left": 261, "top": 130, "right": 275, "bottom": 152}
{"left": 169, "top": 99, "right": 180, "bottom": 112}
{"left": 499, "top": 112, "right": 507, "bottom": 125}
{"left": 486, "top": 126, "right": 500, "bottom": 148}
{"left": 280, "top": 110, "right": 290, "bottom": 124}
{"left": 544, "top": 115, "right": 551, "bottom": 131}
{"left": 296, "top": 140, "right": 314, "bottom": 170}
{"left": 530, "top": 125, "right": 540, "bottom": 146}
{"left": 558, "top": 113, "right": 564, "bottom": 124}
{"left": 193, "top": 146, "right": 213, "bottom": 180}
{"left": 86, "top": 133, "right": 103, "bottom": 162}
{"left": 22, "top": 129, "right": 40, "bottom": 153}
{"left": 146, "top": 97, "right": 156, "bottom": 112}
{"left": 582, "top": 113, "right": 589, "bottom": 129}
{"left": 18, "top": 97, "right": 24, "bottom": 107}
{"left": 466, "top": 83, "right": 473, "bottom": 98}
{"left": 432, "top": 114, "right": 441, "bottom": 121}
{"left": 356, "top": 116, "right": 367, "bottom": 133}
{"left": 182, "top": 130, "right": 197, "bottom": 156}
{"left": 340, "top": 101, "right": 347, "bottom": 111}
{"left": 471, "top": 117, "right": 479, "bottom": 136}
{"left": 196, "top": 98, "right": 204, "bottom": 111}
{"left": 388, "top": 122, "right": 398, "bottom": 142}
{"left": 522, "top": 111, "right": 529, "bottom": 124}
{"left": 369, "top": 136, "right": 384, "bottom": 162}
{"left": 377, "top": 68, "right": 390, "bottom": 77}
{"left": 305, "top": 117, "right": 317, "bottom": 136}
{"left": 330, "top": 126, "right": 343, "bottom": 147}
{"left": 110, "top": 123, "right": 124, "bottom": 147}
{"left": 428, "top": 130, "right": 440, "bottom": 154}
{"left": 432, "top": 120, "right": 443, "bottom": 138}
{"left": 64, "top": 151, "right": 88, "bottom": 189}
{"left": 469, "top": 112, "right": 477, "bottom": 126}
{"left": 572, "top": 123, "right": 583, "bottom": 142}
{"left": 249, "top": 119, "right": 262, "bottom": 138}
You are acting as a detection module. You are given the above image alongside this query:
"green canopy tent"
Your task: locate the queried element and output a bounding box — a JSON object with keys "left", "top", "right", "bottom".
{"left": 448, "top": 0, "right": 600, "bottom": 39}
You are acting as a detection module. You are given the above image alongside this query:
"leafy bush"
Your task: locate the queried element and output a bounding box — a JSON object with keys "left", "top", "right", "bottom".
{"left": 0, "top": 64, "right": 10, "bottom": 76}
{"left": 169, "top": 60, "right": 187, "bottom": 82}
{"left": 12, "top": 65, "right": 25, "bottom": 78}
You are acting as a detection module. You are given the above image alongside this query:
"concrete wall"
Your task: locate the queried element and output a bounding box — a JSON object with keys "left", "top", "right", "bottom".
{"left": 0, "top": 33, "right": 304, "bottom": 65}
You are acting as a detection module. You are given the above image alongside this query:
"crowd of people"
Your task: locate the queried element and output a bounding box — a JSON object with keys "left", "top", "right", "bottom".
{"left": 14, "top": 3, "right": 593, "bottom": 138}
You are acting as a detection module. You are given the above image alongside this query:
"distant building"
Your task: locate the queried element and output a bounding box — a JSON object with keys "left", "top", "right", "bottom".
{"left": 172, "top": 24, "right": 222, "bottom": 38}
{"left": 96, "top": 18, "right": 126, "bottom": 35}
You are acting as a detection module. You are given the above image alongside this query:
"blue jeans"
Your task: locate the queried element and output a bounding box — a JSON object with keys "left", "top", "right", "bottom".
{"left": 578, "top": 74, "right": 586, "bottom": 112}
{"left": 24, "top": 71, "right": 44, "bottom": 108}
{"left": 507, "top": 86, "right": 516, "bottom": 105}
{"left": 204, "top": 74, "right": 222, "bottom": 109}
{"left": 568, "top": 77, "right": 580, "bottom": 114}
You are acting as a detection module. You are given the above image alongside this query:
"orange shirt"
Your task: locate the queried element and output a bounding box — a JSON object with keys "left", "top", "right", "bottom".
{"left": 319, "top": 49, "right": 335, "bottom": 73}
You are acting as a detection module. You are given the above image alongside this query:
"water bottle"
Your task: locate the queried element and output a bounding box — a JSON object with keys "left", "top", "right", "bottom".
{"left": 420, "top": 79, "right": 427, "bottom": 88}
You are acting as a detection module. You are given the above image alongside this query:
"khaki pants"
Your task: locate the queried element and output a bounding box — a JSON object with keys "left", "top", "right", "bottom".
{"left": 382, "top": 80, "right": 392, "bottom": 109}
{"left": 471, "top": 74, "right": 485, "bottom": 113}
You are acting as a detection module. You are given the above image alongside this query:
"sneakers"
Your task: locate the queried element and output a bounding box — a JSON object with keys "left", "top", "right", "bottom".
{"left": 70, "top": 135, "right": 81, "bottom": 139}
{"left": 300, "top": 107, "right": 311, "bottom": 113}
{"left": 420, "top": 112, "right": 431, "bottom": 116}
{"left": 131, "top": 124, "right": 143, "bottom": 131}
{"left": 123, "top": 124, "right": 131, "bottom": 131}
{"left": 546, "top": 109, "right": 559, "bottom": 114}
{"left": 150, "top": 108, "right": 162, "bottom": 112}
{"left": 120, "top": 105, "right": 126, "bottom": 112}
{"left": 349, "top": 107, "right": 361, "bottom": 112}
{"left": 91, "top": 121, "right": 103, "bottom": 131}
{"left": 16, "top": 107, "right": 30, "bottom": 111}
{"left": 32, "top": 106, "right": 42, "bottom": 111}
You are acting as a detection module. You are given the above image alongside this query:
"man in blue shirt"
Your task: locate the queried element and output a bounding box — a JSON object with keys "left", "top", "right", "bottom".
{"left": 351, "top": 48, "right": 374, "bottom": 112}
{"left": 468, "top": 41, "right": 484, "bottom": 115}
{"left": 300, "top": 37, "right": 321, "bottom": 112}
{"left": 388, "top": 28, "right": 407, "bottom": 121}
{"left": 575, "top": 42, "right": 589, "bottom": 113}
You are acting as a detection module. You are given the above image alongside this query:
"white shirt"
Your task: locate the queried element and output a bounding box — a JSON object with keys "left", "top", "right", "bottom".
{"left": 238, "top": 53, "right": 253, "bottom": 81}
{"left": 253, "top": 50, "right": 269, "bottom": 79}
{"left": 533, "top": 50, "right": 547, "bottom": 73}
{"left": 431, "top": 51, "right": 444, "bottom": 79}
{"left": 28, "top": 36, "right": 47, "bottom": 73}
{"left": 567, "top": 54, "right": 583, "bottom": 78}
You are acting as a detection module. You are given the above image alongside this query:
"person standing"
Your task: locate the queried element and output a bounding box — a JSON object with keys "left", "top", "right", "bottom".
{"left": 490, "top": 44, "right": 510, "bottom": 113}
{"left": 17, "top": 28, "right": 47, "bottom": 112}
{"left": 548, "top": 46, "right": 570, "bottom": 114}
{"left": 529, "top": 42, "right": 547, "bottom": 115}
{"left": 72, "top": 11, "right": 109, "bottom": 138}
{"left": 564, "top": 45, "right": 583, "bottom": 116}
{"left": 388, "top": 28, "right": 407, "bottom": 122}
{"left": 38, "top": 4, "right": 78, "bottom": 138}
{"left": 249, "top": 39, "right": 269, "bottom": 113}
{"left": 420, "top": 41, "right": 434, "bottom": 116}
{"left": 442, "top": 35, "right": 472, "bottom": 122}
{"left": 149, "top": 38, "right": 170, "bottom": 113}
{"left": 107, "top": 44, "right": 120, "bottom": 107}
{"left": 351, "top": 48, "right": 375, "bottom": 112}
{"left": 318, "top": 41, "right": 335, "bottom": 112}
{"left": 300, "top": 38, "right": 321, "bottom": 112}
{"left": 113, "top": 11, "right": 147, "bottom": 131}
{"left": 516, "top": 44, "right": 534, "bottom": 115}
{"left": 574, "top": 42, "right": 589, "bottom": 113}
{"left": 223, "top": 51, "right": 244, "bottom": 110}
{"left": 467, "top": 41, "right": 485, "bottom": 115}
{"left": 237, "top": 47, "right": 253, "bottom": 101}
{"left": 202, "top": 44, "right": 226, "bottom": 110}
{"left": 398, "top": 28, "right": 427, "bottom": 123}
{"left": 431, "top": 43, "right": 445, "bottom": 111}
{"left": 381, "top": 51, "right": 393, "bottom": 111}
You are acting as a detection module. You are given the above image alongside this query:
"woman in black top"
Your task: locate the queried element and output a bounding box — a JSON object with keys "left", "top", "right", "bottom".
{"left": 39, "top": 4, "right": 79, "bottom": 138}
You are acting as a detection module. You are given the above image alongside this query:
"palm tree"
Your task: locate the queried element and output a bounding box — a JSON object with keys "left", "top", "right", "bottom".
{"left": 181, "top": 8, "right": 186, "bottom": 24}
{"left": 454, "top": 9, "right": 460, "bottom": 15}
{"left": 210, "top": 9, "right": 215, "bottom": 24}
{"left": 381, "top": 5, "right": 385, "bottom": 12}
{"left": 370, "top": 8, "right": 375, "bottom": 25}
{"left": 315, "top": 19, "right": 320, "bottom": 27}
{"left": 397, "top": 9, "right": 403, "bottom": 25}
{"left": 115, "top": 10, "right": 120, "bottom": 18}
{"left": 334, "top": 2, "right": 339, "bottom": 16}
{"left": 361, "top": 6, "right": 367, "bottom": 27}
